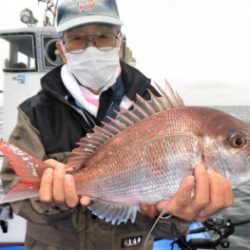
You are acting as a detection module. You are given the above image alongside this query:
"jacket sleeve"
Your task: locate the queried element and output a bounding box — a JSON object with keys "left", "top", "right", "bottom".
{"left": 0, "top": 108, "right": 78, "bottom": 224}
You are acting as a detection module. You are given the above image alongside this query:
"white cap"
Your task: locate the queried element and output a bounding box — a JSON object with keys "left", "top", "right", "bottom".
{"left": 56, "top": 0, "right": 123, "bottom": 32}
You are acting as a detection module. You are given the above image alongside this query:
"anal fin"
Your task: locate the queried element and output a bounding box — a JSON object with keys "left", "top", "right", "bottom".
{"left": 88, "top": 201, "right": 139, "bottom": 225}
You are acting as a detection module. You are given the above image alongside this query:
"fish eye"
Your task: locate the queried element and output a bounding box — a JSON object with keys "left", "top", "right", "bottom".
{"left": 228, "top": 133, "right": 247, "bottom": 148}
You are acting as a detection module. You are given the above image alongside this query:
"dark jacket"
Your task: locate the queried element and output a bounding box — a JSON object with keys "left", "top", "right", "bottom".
{"left": 1, "top": 62, "right": 188, "bottom": 250}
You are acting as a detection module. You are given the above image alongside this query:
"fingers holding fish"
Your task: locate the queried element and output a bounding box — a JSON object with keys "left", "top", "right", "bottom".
{"left": 201, "top": 169, "right": 227, "bottom": 215}
{"left": 80, "top": 196, "right": 91, "bottom": 206}
{"left": 39, "top": 159, "right": 61, "bottom": 205}
{"left": 39, "top": 168, "right": 53, "bottom": 203}
{"left": 139, "top": 204, "right": 158, "bottom": 219}
{"left": 195, "top": 169, "right": 234, "bottom": 220}
{"left": 171, "top": 175, "right": 196, "bottom": 210}
{"left": 155, "top": 175, "right": 195, "bottom": 221}
{"left": 223, "top": 178, "right": 234, "bottom": 207}
{"left": 156, "top": 165, "right": 234, "bottom": 222}
{"left": 39, "top": 159, "right": 80, "bottom": 210}
{"left": 53, "top": 165, "right": 66, "bottom": 206}
{"left": 64, "top": 174, "right": 79, "bottom": 208}
{"left": 192, "top": 164, "right": 210, "bottom": 210}
{"left": 161, "top": 175, "right": 198, "bottom": 221}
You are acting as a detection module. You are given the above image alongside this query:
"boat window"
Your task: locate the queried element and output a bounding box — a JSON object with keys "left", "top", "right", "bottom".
{"left": 0, "top": 34, "right": 36, "bottom": 72}
{"left": 44, "top": 37, "right": 63, "bottom": 67}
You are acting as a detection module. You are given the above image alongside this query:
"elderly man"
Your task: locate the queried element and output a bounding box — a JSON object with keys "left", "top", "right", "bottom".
{"left": 1, "top": 0, "right": 233, "bottom": 249}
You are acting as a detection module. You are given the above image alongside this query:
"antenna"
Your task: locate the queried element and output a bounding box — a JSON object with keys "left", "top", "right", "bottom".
{"left": 38, "top": 0, "right": 59, "bottom": 26}
{"left": 20, "top": 0, "right": 58, "bottom": 27}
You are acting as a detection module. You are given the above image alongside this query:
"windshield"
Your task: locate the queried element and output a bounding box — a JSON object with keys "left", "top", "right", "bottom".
{"left": 0, "top": 33, "right": 36, "bottom": 72}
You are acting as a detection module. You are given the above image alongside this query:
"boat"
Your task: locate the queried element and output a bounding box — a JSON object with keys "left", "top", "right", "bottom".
{"left": 0, "top": 1, "right": 231, "bottom": 249}
{"left": 0, "top": 1, "right": 63, "bottom": 246}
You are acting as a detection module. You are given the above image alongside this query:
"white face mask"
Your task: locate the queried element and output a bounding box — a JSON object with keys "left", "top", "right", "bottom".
{"left": 65, "top": 47, "right": 121, "bottom": 89}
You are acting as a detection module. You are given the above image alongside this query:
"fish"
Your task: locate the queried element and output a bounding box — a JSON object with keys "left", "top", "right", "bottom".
{"left": 0, "top": 82, "right": 249, "bottom": 225}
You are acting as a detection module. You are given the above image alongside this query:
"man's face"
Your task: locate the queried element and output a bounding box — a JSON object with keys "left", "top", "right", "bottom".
{"left": 62, "top": 24, "right": 121, "bottom": 53}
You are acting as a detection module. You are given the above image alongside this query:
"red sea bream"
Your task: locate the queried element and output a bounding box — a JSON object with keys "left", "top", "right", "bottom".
{"left": 0, "top": 83, "right": 249, "bottom": 225}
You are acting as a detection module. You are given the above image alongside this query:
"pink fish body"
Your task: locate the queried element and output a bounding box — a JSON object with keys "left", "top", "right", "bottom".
{"left": 1, "top": 83, "right": 250, "bottom": 224}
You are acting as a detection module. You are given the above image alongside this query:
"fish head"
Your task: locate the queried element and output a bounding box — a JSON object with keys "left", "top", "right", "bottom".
{"left": 202, "top": 109, "right": 250, "bottom": 183}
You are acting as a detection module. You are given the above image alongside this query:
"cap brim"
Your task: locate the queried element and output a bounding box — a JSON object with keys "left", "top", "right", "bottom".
{"left": 57, "top": 15, "right": 123, "bottom": 32}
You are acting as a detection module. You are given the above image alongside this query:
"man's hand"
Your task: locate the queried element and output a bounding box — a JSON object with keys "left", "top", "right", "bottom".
{"left": 141, "top": 164, "right": 234, "bottom": 221}
{"left": 39, "top": 159, "right": 91, "bottom": 210}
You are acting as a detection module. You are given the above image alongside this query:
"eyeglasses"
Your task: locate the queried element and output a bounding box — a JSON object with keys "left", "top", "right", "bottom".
{"left": 63, "top": 32, "right": 121, "bottom": 54}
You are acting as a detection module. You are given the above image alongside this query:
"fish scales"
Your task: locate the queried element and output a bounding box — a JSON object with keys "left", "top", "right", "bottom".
{"left": 0, "top": 84, "right": 249, "bottom": 225}
{"left": 73, "top": 107, "right": 212, "bottom": 203}
{"left": 73, "top": 106, "right": 249, "bottom": 206}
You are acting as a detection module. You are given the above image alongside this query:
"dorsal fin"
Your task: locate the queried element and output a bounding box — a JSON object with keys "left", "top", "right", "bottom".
{"left": 67, "top": 82, "right": 184, "bottom": 170}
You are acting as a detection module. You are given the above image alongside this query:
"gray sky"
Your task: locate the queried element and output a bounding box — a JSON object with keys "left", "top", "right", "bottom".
{"left": 0, "top": 0, "right": 250, "bottom": 105}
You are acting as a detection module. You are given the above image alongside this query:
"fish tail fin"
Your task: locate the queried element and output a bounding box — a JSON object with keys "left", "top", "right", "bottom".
{"left": 0, "top": 140, "right": 50, "bottom": 204}
{"left": 0, "top": 182, "right": 40, "bottom": 204}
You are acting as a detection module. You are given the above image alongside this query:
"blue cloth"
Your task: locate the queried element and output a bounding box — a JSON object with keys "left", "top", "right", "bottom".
{"left": 104, "top": 75, "right": 125, "bottom": 120}
{"left": 0, "top": 247, "right": 24, "bottom": 250}
{"left": 153, "top": 239, "right": 180, "bottom": 250}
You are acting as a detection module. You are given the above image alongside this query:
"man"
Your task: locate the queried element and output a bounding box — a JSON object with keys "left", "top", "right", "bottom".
{"left": 1, "top": 0, "right": 233, "bottom": 249}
